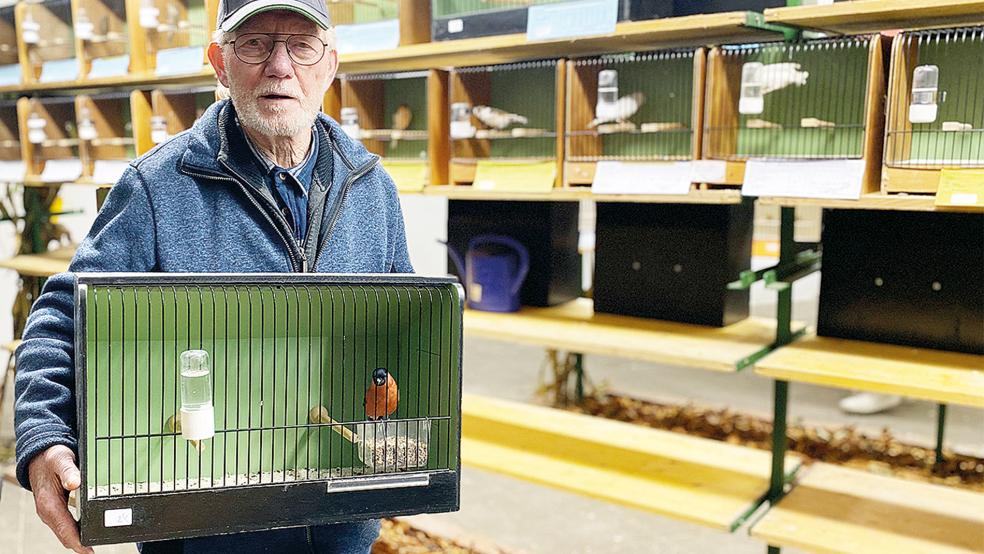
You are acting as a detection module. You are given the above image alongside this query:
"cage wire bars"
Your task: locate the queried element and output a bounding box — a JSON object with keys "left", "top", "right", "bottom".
{"left": 74, "top": 273, "right": 463, "bottom": 545}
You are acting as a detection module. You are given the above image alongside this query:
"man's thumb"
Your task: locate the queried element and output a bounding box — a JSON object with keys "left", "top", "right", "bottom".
{"left": 53, "top": 450, "right": 81, "bottom": 491}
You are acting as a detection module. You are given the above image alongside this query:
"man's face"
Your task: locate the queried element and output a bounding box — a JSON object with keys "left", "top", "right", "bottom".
{"left": 209, "top": 11, "right": 338, "bottom": 139}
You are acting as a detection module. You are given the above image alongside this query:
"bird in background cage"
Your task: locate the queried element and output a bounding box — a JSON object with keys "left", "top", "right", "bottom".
{"left": 365, "top": 367, "right": 399, "bottom": 420}
{"left": 589, "top": 69, "right": 646, "bottom": 129}
{"left": 757, "top": 62, "right": 810, "bottom": 94}
{"left": 472, "top": 105, "right": 528, "bottom": 130}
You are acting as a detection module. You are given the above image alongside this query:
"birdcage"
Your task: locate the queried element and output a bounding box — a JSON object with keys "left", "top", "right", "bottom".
{"left": 564, "top": 48, "right": 705, "bottom": 187}
{"left": 16, "top": 0, "right": 79, "bottom": 84}
{"left": 882, "top": 26, "right": 984, "bottom": 194}
{"left": 136, "top": 0, "right": 216, "bottom": 76}
{"left": 76, "top": 91, "right": 140, "bottom": 184}
{"left": 0, "top": 5, "right": 20, "bottom": 86}
{"left": 449, "top": 59, "right": 564, "bottom": 188}
{"left": 430, "top": 0, "right": 669, "bottom": 42}
{"left": 74, "top": 273, "right": 463, "bottom": 546}
{"left": 135, "top": 85, "right": 216, "bottom": 154}
{"left": 17, "top": 96, "right": 83, "bottom": 182}
{"left": 0, "top": 99, "right": 20, "bottom": 163}
{"left": 74, "top": 0, "right": 132, "bottom": 80}
{"left": 328, "top": 1, "right": 426, "bottom": 53}
{"left": 702, "top": 35, "right": 887, "bottom": 190}
{"left": 341, "top": 70, "right": 448, "bottom": 190}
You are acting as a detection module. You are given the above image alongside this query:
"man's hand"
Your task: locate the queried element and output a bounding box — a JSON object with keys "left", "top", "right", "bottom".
{"left": 27, "top": 445, "right": 94, "bottom": 554}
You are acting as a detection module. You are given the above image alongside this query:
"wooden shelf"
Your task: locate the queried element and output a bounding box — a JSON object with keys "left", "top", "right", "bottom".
{"left": 757, "top": 193, "right": 984, "bottom": 213}
{"left": 464, "top": 298, "right": 782, "bottom": 373}
{"left": 765, "top": 0, "right": 984, "bottom": 34}
{"left": 0, "top": 12, "right": 774, "bottom": 94}
{"left": 416, "top": 185, "right": 743, "bottom": 204}
{"left": 2, "top": 340, "right": 20, "bottom": 353}
{"left": 755, "top": 334, "right": 984, "bottom": 408}
{"left": 751, "top": 462, "right": 984, "bottom": 554}
{"left": 463, "top": 394, "right": 802, "bottom": 531}
{"left": 0, "top": 246, "right": 75, "bottom": 277}
{"left": 340, "top": 12, "right": 774, "bottom": 73}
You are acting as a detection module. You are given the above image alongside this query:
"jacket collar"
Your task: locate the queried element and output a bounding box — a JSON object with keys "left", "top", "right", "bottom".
{"left": 179, "top": 99, "right": 377, "bottom": 190}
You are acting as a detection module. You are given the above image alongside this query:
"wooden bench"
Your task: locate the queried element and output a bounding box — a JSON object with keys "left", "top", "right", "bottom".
{"left": 751, "top": 462, "right": 984, "bottom": 554}
{"left": 462, "top": 394, "right": 802, "bottom": 532}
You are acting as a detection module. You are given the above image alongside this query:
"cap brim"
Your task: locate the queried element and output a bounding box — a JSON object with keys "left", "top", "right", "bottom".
{"left": 221, "top": 0, "right": 331, "bottom": 32}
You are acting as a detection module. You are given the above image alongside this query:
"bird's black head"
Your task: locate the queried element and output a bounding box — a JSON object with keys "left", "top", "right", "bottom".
{"left": 372, "top": 368, "right": 389, "bottom": 386}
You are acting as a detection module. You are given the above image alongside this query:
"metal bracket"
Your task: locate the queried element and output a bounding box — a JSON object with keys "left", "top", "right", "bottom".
{"left": 728, "top": 250, "right": 821, "bottom": 291}
{"left": 742, "top": 12, "right": 802, "bottom": 43}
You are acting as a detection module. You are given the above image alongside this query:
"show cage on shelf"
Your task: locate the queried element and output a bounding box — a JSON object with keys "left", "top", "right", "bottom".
{"left": 564, "top": 48, "right": 705, "bottom": 187}
{"left": 883, "top": 26, "right": 984, "bottom": 194}
{"left": 74, "top": 0, "right": 132, "bottom": 79}
{"left": 75, "top": 273, "right": 464, "bottom": 545}
{"left": 16, "top": 0, "right": 79, "bottom": 84}
{"left": 449, "top": 59, "right": 564, "bottom": 190}
{"left": 702, "top": 34, "right": 887, "bottom": 192}
{"left": 17, "top": 95, "right": 82, "bottom": 182}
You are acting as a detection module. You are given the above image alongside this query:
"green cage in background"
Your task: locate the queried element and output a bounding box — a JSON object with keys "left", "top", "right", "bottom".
{"left": 75, "top": 273, "right": 463, "bottom": 546}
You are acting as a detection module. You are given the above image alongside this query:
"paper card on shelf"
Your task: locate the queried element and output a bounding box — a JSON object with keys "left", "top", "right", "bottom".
{"left": 88, "top": 55, "right": 130, "bottom": 79}
{"left": 690, "top": 160, "right": 728, "bottom": 184}
{"left": 742, "top": 159, "right": 865, "bottom": 200}
{"left": 155, "top": 46, "right": 205, "bottom": 77}
{"left": 39, "top": 58, "right": 79, "bottom": 83}
{"left": 0, "top": 63, "right": 20, "bottom": 87}
{"left": 92, "top": 160, "right": 131, "bottom": 185}
{"left": 0, "top": 160, "right": 26, "bottom": 183}
{"left": 40, "top": 158, "right": 83, "bottom": 183}
{"left": 473, "top": 160, "right": 556, "bottom": 193}
{"left": 335, "top": 19, "right": 400, "bottom": 54}
{"left": 382, "top": 159, "right": 427, "bottom": 192}
{"left": 591, "top": 161, "right": 693, "bottom": 195}
{"left": 527, "top": 0, "right": 617, "bottom": 41}
{"left": 935, "top": 169, "right": 984, "bottom": 207}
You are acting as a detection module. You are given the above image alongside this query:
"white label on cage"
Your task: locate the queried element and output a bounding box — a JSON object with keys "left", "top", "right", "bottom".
{"left": 741, "top": 159, "right": 866, "bottom": 200}
{"left": 690, "top": 160, "right": 728, "bottom": 184}
{"left": 0, "top": 63, "right": 20, "bottom": 86}
{"left": 0, "top": 160, "right": 26, "bottom": 183}
{"left": 156, "top": 46, "right": 205, "bottom": 77}
{"left": 92, "top": 160, "right": 131, "bottom": 185}
{"left": 334, "top": 19, "right": 400, "bottom": 54}
{"left": 448, "top": 19, "right": 463, "bottom": 34}
{"left": 39, "top": 58, "right": 79, "bottom": 84}
{"left": 591, "top": 161, "right": 692, "bottom": 195}
{"left": 527, "top": 0, "right": 617, "bottom": 41}
{"left": 89, "top": 55, "right": 130, "bottom": 79}
{"left": 104, "top": 508, "right": 132, "bottom": 527}
{"left": 40, "top": 159, "right": 83, "bottom": 183}
{"left": 949, "top": 192, "right": 979, "bottom": 206}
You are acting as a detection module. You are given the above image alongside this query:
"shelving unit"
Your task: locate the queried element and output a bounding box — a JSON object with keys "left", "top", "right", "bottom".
{"left": 465, "top": 298, "right": 794, "bottom": 373}
{"left": 764, "top": 0, "right": 984, "bottom": 34}
{"left": 757, "top": 193, "right": 983, "bottom": 213}
{"left": 756, "top": 334, "right": 984, "bottom": 408}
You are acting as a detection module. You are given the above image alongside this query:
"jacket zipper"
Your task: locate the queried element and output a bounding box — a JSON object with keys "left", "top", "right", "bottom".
{"left": 180, "top": 166, "right": 304, "bottom": 272}
{"left": 311, "top": 155, "right": 379, "bottom": 269}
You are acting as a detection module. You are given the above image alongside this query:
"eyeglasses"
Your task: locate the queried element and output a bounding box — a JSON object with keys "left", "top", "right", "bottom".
{"left": 226, "top": 33, "right": 330, "bottom": 66}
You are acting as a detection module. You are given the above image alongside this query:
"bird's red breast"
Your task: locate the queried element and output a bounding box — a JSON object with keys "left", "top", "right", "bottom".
{"left": 365, "top": 369, "right": 399, "bottom": 420}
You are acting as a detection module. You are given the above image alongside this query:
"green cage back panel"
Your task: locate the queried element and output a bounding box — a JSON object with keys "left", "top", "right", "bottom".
{"left": 432, "top": 0, "right": 566, "bottom": 19}
{"left": 567, "top": 51, "right": 695, "bottom": 162}
{"left": 75, "top": 274, "right": 463, "bottom": 546}
{"left": 347, "top": 71, "right": 429, "bottom": 160}
{"left": 886, "top": 27, "right": 984, "bottom": 168}
{"left": 328, "top": 0, "right": 399, "bottom": 25}
{"left": 709, "top": 36, "right": 872, "bottom": 161}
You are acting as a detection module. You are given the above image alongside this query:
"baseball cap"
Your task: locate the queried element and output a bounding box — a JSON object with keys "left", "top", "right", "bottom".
{"left": 217, "top": 0, "right": 332, "bottom": 32}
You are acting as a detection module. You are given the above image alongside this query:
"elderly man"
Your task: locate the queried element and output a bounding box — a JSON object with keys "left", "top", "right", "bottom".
{"left": 13, "top": 0, "right": 411, "bottom": 552}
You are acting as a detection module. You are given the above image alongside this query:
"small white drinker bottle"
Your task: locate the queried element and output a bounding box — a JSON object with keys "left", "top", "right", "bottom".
{"left": 179, "top": 349, "right": 215, "bottom": 441}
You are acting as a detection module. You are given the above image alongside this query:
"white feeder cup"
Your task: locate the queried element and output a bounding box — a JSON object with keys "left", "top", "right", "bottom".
{"left": 909, "top": 64, "right": 940, "bottom": 124}
{"left": 76, "top": 8, "right": 94, "bottom": 41}
{"left": 739, "top": 62, "right": 765, "bottom": 116}
{"left": 150, "top": 115, "right": 168, "bottom": 144}
{"left": 179, "top": 349, "right": 215, "bottom": 441}
{"left": 22, "top": 13, "right": 40, "bottom": 45}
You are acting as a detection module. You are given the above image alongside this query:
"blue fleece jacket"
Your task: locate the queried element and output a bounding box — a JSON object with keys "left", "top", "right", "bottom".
{"left": 13, "top": 99, "right": 414, "bottom": 489}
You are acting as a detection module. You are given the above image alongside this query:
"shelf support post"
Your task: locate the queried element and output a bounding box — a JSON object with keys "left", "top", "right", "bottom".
{"left": 935, "top": 403, "right": 948, "bottom": 467}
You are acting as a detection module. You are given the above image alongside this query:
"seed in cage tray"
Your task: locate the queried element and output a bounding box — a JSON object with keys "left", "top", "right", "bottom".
{"left": 364, "top": 436, "right": 429, "bottom": 470}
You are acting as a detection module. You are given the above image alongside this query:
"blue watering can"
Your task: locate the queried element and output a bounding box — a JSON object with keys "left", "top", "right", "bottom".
{"left": 443, "top": 234, "right": 530, "bottom": 313}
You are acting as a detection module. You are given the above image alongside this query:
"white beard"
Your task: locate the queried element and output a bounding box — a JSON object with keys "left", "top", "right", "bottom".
{"left": 228, "top": 74, "right": 321, "bottom": 138}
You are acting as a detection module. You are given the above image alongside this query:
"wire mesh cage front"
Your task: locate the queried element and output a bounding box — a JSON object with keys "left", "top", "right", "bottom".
{"left": 76, "top": 0, "right": 130, "bottom": 75}
{"left": 19, "top": 96, "right": 81, "bottom": 178}
{"left": 327, "top": 0, "right": 399, "bottom": 25}
{"left": 703, "top": 35, "right": 881, "bottom": 165}
{"left": 149, "top": 86, "right": 216, "bottom": 145}
{"left": 341, "top": 71, "right": 430, "bottom": 160}
{"left": 450, "top": 59, "right": 562, "bottom": 184}
{"left": 0, "top": 5, "right": 19, "bottom": 71}
{"left": 883, "top": 26, "right": 984, "bottom": 193}
{"left": 564, "top": 49, "right": 703, "bottom": 185}
{"left": 75, "top": 274, "right": 463, "bottom": 545}
{"left": 20, "top": 0, "right": 77, "bottom": 79}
